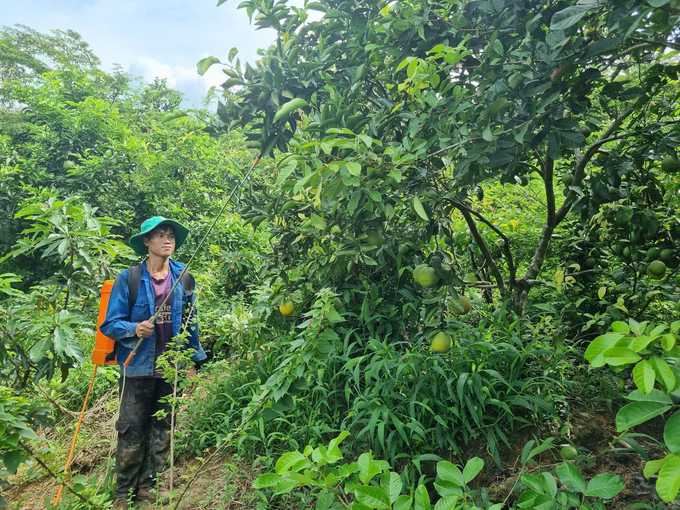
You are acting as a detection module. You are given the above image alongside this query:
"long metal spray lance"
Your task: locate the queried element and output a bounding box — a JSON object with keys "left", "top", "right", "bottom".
{"left": 123, "top": 155, "right": 262, "bottom": 366}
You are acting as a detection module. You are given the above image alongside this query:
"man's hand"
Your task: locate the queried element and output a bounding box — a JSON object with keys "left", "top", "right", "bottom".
{"left": 186, "top": 366, "right": 197, "bottom": 379}
{"left": 134, "top": 319, "right": 154, "bottom": 339}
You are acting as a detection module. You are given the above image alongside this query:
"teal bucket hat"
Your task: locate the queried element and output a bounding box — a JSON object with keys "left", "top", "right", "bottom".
{"left": 129, "top": 216, "right": 190, "bottom": 256}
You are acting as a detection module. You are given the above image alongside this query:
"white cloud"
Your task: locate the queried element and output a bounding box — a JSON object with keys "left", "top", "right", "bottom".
{"left": 2, "top": 0, "right": 277, "bottom": 107}
{"left": 129, "top": 55, "right": 226, "bottom": 107}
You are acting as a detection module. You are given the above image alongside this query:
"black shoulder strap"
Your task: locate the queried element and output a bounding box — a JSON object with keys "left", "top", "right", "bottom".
{"left": 181, "top": 271, "right": 194, "bottom": 296}
{"left": 127, "top": 264, "right": 143, "bottom": 310}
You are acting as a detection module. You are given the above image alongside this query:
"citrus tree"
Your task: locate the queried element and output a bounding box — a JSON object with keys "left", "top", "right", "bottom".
{"left": 205, "top": 0, "right": 680, "bottom": 316}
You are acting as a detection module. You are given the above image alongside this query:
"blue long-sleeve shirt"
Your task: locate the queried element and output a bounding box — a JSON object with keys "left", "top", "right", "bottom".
{"left": 100, "top": 259, "right": 206, "bottom": 377}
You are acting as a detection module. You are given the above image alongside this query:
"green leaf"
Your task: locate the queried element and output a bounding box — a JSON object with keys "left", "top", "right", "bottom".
{"left": 661, "top": 334, "right": 676, "bottom": 351}
{"left": 161, "top": 110, "right": 188, "bottom": 123}
{"left": 29, "top": 337, "right": 50, "bottom": 363}
{"left": 358, "top": 451, "right": 382, "bottom": 484}
{"left": 664, "top": 411, "right": 680, "bottom": 454}
{"left": 197, "top": 56, "right": 221, "bottom": 76}
{"left": 253, "top": 473, "right": 279, "bottom": 488}
{"left": 584, "top": 38, "right": 623, "bottom": 57}
{"left": 633, "top": 360, "right": 656, "bottom": 394}
{"left": 486, "top": 151, "right": 514, "bottom": 167}
{"left": 434, "top": 495, "right": 460, "bottom": 510}
{"left": 345, "top": 162, "right": 361, "bottom": 176}
{"left": 585, "top": 333, "right": 624, "bottom": 367}
{"left": 412, "top": 197, "right": 429, "bottom": 222}
{"left": 276, "top": 163, "right": 297, "bottom": 187}
{"left": 16, "top": 426, "right": 37, "bottom": 440}
{"left": 414, "top": 484, "right": 430, "bottom": 510}
{"left": 540, "top": 472, "right": 557, "bottom": 498}
{"left": 645, "top": 455, "right": 672, "bottom": 478}
{"left": 616, "top": 401, "right": 671, "bottom": 431}
{"left": 381, "top": 472, "right": 403, "bottom": 504}
{"left": 315, "top": 489, "right": 335, "bottom": 510}
{"left": 222, "top": 78, "right": 245, "bottom": 89}
{"left": 649, "top": 356, "right": 676, "bottom": 392}
{"left": 394, "top": 495, "right": 412, "bottom": 510}
{"left": 550, "top": 5, "right": 593, "bottom": 30}
{"left": 656, "top": 455, "right": 680, "bottom": 502}
{"left": 611, "top": 321, "right": 630, "bottom": 334}
{"left": 626, "top": 389, "right": 672, "bottom": 403}
{"left": 521, "top": 474, "right": 545, "bottom": 495}
{"left": 462, "top": 457, "right": 484, "bottom": 483}
{"left": 437, "top": 461, "right": 465, "bottom": 486}
{"left": 602, "top": 347, "right": 641, "bottom": 366}
{"left": 3, "top": 451, "right": 22, "bottom": 474}
{"left": 355, "top": 486, "right": 390, "bottom": 509}
{"left": 585, "top": 473, "right": 625, "bottom": 499}
{"left": 558, "top": 130, "right": 586, "bottom": 148}
{"left": 274, "top": 98, "right": 309, "bottom": 122}
{"left": 482, "top": 124, "right": 494, "bottom": 142}
{"left": 275, "top": 451, "right": 308, "bottom": 474}
{"left": 434, "top": 480, "right": 463, "bottom": 499}
{"left": 556, "top": 461, "right": 586, "bottom": 493}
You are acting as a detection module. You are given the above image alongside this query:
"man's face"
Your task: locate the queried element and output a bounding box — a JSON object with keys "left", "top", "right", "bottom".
{"left": 143, "top": 226, "right": 176, "bottom": 258}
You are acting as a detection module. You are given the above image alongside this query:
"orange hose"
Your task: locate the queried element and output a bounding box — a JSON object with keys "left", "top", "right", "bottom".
{"left": 123, "top": 351, "right": 134, "bottom": 366}
{"left": 54, "top": 365, "right": 98, "bottom": 505}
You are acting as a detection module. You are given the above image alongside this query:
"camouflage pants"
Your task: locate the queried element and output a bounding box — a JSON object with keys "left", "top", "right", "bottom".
{"left": 115, "top": 377, "right": 173, "bottom": 497}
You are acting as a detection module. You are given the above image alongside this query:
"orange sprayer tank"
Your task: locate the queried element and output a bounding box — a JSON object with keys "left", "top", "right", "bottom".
{"left": 92, "top": 280, "right": 117, "bottom": 365}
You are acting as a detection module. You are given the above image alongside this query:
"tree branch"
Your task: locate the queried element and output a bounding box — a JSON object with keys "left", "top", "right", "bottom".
{"left": 456, "top": 206, "right": 506, "bottom": 297}
{"left": 451, "top": 199, "right": 516, "bottom": 286}
{"left": 524, "top": 156, "right": 555, "bottom": 281}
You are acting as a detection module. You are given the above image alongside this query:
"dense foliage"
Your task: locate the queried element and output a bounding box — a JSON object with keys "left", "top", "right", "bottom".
{"left": 0, "top": 0, "right": 679, "bottom": 505}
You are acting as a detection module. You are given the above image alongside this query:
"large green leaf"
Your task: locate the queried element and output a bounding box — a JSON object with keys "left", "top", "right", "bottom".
{"left": 584, "top": 473, "right": 625, "bottom": 499}
{"left": 275, "top": 451, "right": 308, "bottom": 474}
{"left": 394, "top": 495, "right": 412, "bottom": 510}
{"left": 615, "top": 401, "right": 671, "bottom": 431}
{"left": 550, "top": 5, "right": 594, "bottom": 30}
{"left": 664, "top": 411, "right": 680, "bottom": 454}
{"left": 556, "top": 462, "right": 585, "bottom": 493}
{"left": 358, "top": 452, "right": 383, "bottom": 484}
{"left": 197, "top": 56, "right": 221, "bottom": 76}
{"left": 584, "top": 333, "right": 623, "bottom": 367}
{"left": 602, "top": 347, "right": 641, "bottom": 366}
{"left": 315, "top": 489, "right": 335, "bottom": 510}
{"left": 433, "top": 496, "right": 460, "bottom": 510}
{"left": 462, "top": 457, "right": 484, "bottom": 483}
{"left": 632, "top": 360, "right": 656, "bottom": 394}
{"left": 436, "top": 461, "right": 465, "bottom": 486}
{"left": 412, "top": 196, "right": 429, "bottom": 222}
{"left": 381, "top": 472, "right": 403, "bottom": 504}
{"left": 3, "top": 451, "right": 22, "bottom": 474}
{"left": 414, "top": 484, "right": 430, "bottom": 510}
{"left": 649, "top": 356, "right": 676, "bottom": 392}
{"left": 656, "top": 455, "right": 680, "bottom": 502}
{"left": 253, "top": 473, "right": 279, "bottom": 488}
{"left": 626, "top": 389, "right": 672, "bottom": 404}
{"left": 355, "top": 486, "right": 390, "bottom": 509}
{"left": 644, "top": 455, "right": 672, "bottom": 478}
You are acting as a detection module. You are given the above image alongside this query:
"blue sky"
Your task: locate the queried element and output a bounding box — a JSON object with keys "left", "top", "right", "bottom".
{"left": 1, "top": 0, "right": 279, "bottom": 107}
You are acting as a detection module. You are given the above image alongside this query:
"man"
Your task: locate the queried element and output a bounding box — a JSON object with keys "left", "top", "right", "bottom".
{"left": 100, "top": 216, "right": 206, "bottom": 508}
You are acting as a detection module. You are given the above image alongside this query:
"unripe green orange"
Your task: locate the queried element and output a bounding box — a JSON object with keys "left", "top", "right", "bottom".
{"left": 560, "top": 446, "right": 578, "bottom": 460}
{"left": 415, "top": 266, "right": 439, "bottom": 288}
{"left": 431, "top": 331, "right": 453, "bottom": 353}
{"left": 647, "top": 260, "right": 667, "bottom": 280}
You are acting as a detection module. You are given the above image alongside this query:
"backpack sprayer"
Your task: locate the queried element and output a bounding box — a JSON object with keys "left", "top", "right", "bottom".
{"left": 54, "top": 153, "right": 265, "bottom": 505}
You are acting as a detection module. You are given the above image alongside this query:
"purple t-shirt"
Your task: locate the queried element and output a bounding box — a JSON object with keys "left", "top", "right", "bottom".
{"left": 151, "top": 273, "right": 173, "bottom": 378}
